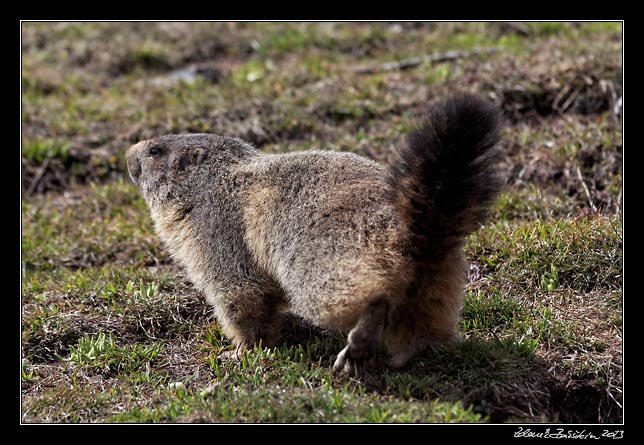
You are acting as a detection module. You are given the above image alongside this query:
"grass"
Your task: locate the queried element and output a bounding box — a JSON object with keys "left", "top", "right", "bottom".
{"left": 21, "top": 22, "right": 622, "bottom": 424}
{"left": 22, "top": 139, "right": 70, "bottom": 164}
{"left": 66, "top": 332, "right": 164, "bottom": 377}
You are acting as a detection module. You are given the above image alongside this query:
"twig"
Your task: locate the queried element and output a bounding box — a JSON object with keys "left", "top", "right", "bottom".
{"left": 553, "top": 83, "right": 572, "bottom": 113}
{"left": 355, "top": 48, "right": 498, "bottom": 75}
{"left": 575, "top": 165, "right": 597, "bottom": 212}
{"left": 25, "top": 158, "right": 50, "bottom": 197}
{"left": 498, "top": 22, "right": 532, "bottom": 37}
{"left": 559, "top": 86, "right": 582, "bottom": 114}
{"left": 138, "top": 318, "right": 157, "bottom": 340}
{"left": 50, "top": 161, "right": 70, "bottom": 190}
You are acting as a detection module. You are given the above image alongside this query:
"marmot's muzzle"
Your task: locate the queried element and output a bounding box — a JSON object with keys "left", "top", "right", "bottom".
{"left": 125, "top": 143, "right": 142, "bottom": 185}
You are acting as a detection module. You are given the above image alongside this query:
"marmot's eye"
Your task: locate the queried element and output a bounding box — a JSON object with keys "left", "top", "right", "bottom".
{"left": 149, "top": 146, "right": 163, "bottom": 157}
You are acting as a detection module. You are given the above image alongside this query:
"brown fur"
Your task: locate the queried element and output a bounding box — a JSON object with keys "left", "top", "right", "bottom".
{"left": 125, "top": 95, "right": 502, "bottom": 376}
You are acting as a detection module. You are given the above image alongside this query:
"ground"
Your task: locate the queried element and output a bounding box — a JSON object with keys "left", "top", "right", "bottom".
{"left": 21, "top": 22, "right": 622, "bottom": 424}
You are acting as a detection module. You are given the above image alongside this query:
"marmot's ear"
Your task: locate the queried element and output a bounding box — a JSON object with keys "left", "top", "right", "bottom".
{"left": 188, "top": 147, "right": 206, "bottom": 165}
{"left": 170, "top": 147, "right": 207, "bottom": 173}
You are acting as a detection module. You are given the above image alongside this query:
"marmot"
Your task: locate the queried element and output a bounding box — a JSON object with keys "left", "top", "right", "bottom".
{"left": 126, "top": 94, "right": 502, "bottom": 376}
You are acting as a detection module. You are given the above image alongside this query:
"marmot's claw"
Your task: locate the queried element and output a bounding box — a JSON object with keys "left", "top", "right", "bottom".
{"left": 332, "top": 346, "right": 348, "bottom": 374}
{"left": 218, "top": 345, "right": 245, "bottom": 362}
{"left": 333, "top": 345, "right": 366, "bottom": 378}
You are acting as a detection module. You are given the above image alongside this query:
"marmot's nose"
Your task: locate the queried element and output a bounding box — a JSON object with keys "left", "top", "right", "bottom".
{"left": 126, "top": 143, "right": 142, "bottom": 185}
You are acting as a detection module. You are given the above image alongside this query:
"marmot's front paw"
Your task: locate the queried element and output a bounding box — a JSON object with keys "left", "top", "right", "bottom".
{"left": 218, "top": 344, "right": 247, "bottom": 362}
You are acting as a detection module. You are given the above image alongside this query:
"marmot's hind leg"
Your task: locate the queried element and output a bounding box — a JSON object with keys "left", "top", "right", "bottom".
{"left": 332, "top": 298, "right": 388, "bottom": 377}
{"left": 384, "top": 255, "right": 466, "bottom": 368}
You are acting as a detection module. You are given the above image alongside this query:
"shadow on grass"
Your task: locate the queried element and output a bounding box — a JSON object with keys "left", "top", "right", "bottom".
{"left": 279, "top": 320, "right": 620, "bottom": 423}
{"left": 377, "top": 338, "right": 620, "bottom": 423}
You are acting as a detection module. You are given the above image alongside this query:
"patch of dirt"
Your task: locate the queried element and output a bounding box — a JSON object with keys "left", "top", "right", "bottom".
{"left": 549, "top": 379, "right": 620, "bottom": 423}
{"left": 22, "top": 309, "right": 107, "bottom": 364}
{"left": 498, "top": 115, "right": 622, "bottom": 212}
{"left": 476, "top": 372, "right": 621, "bottom": 423}
{"left": 21, "top": 144, "right": 125, "bottom": 196}
{"left": 175, "top": 410, "right": 219, "bottom": 423}
{"left": 495, "top": 60, "right": 621, "bottom": 122}
{"left": 22, "top": 282, "right": 211, "bottom": 365}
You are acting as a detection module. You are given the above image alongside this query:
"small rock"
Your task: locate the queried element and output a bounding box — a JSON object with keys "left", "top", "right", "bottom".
{"left": 167, "top": 64, "right": 222, "bottom": 84}
{"left": 195, "top": 65, "right": 222, "bottom": 84}
{"left": 199, "top": 383, "right": 219, "bottom": 398}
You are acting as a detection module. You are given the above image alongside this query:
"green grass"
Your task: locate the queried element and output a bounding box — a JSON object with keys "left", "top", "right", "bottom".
{"left": 66, "top": 332, "right": 164, "bottom": 377}
{"left": 21, "top": 22, "right": 622, "bottom": 424}
{"left": 22, "top": 139, "right": 70, "bottom": 164}
{"left": 109, "top": 383, "right": 484, "bottom": 423}
{"left": 470, "top": 216, "right": 622, "bottom": 293}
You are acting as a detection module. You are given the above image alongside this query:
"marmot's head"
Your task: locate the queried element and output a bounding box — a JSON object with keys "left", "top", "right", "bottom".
{"left": 126, "top": 134, "right": 209, "bottom": 206}
{"left": 126, "top": 133, "right": 256, "bottom": 206}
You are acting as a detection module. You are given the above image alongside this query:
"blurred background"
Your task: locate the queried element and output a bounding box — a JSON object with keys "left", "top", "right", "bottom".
{"left": 22, "top": 22, "right": 622, "bottom": 209}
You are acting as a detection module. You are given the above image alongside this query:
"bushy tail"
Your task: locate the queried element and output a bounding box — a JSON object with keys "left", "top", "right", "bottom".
{"left": 388, "top": 94, "right": 503, "bottom": 263}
